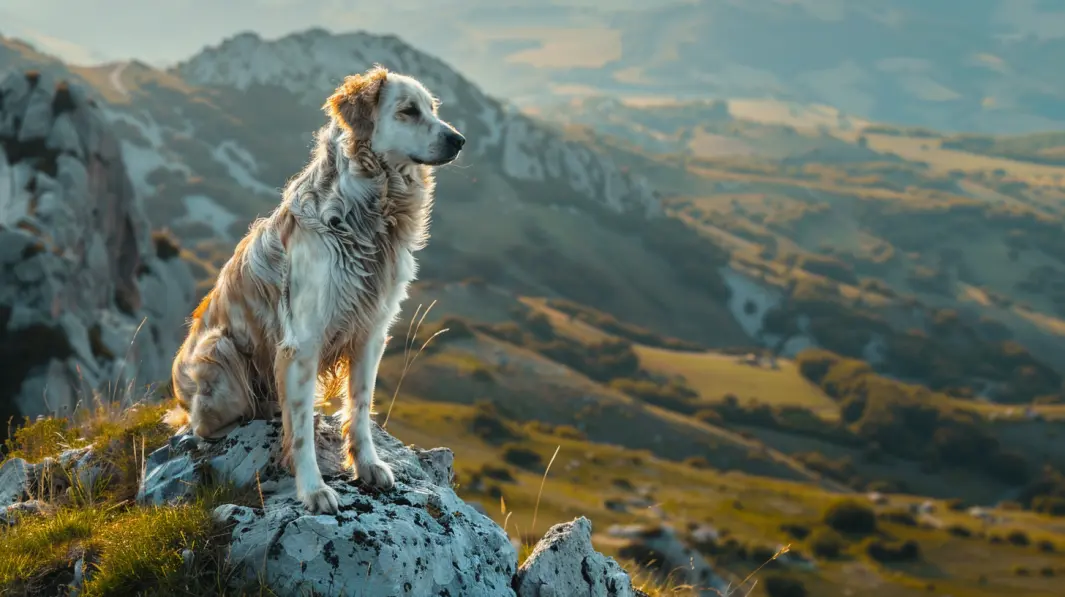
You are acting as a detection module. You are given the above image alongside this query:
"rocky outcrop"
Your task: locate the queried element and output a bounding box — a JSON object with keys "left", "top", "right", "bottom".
{"left": 140, "top": 415, "right": 513, "bottom": 596}
{"left": 515, "top": 517, "right": 635, "bottom": 597}
{"left": 128, "top": 413, "right": 650, "bottom": 597}
{"left": 0, "top": 70, "right": 195, "bottom": 421}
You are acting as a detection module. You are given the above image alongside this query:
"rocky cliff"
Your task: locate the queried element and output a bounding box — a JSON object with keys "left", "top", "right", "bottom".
{"left": 0, "top": 70, "right": 195, "bottom": 424}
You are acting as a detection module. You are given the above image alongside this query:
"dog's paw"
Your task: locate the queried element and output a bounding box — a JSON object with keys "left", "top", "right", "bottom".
{"left": 357, "top": 458, "right": 395, "bottom": 490}
{"left": 299, "top": 483, "right": 341, "bottom": 514}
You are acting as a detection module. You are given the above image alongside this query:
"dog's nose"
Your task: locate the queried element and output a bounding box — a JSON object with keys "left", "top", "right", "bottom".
{"left": 445, "top": 131, "right": 465, "bottom": 150}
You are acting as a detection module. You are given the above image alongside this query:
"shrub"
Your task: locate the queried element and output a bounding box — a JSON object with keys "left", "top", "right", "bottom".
{"left": 151, "top": 229, "right": 182, "bottom": 261}
{"left": 501, "top": 445, "right": 543, "bottom": 470}
{"left": 824, "top": 499, "right": 877, "bottom": 535}
{"left": 610, "top": 378, "right": 699, "bottom": 415}
{"left": 947, "top": 524, "right": 973, "bottom": 538}
{"left": 1037, "top": 539, "right": 1057, "bottom": 553}
{"left": 469, "top": 365, "right": 495, "bottom": 383}
{"left": 779, "top": 523, "right": 811, "bottom": 541}
{"left": 683, "top": 456, "right": 711, "bottom": 470}
{"left": 763, "top": 572, "right": 808, "bottom": 597}
{"left": 866, "top": 538, "right": 921, "bottom": 563}
{"left": 549, "top": 425, "right": 587, "bottom": 441}
{"left": 795, "top": 349, "right": 840, "bottom": 384}
{"left": 479, "top": 465, "right": 515, "bottom": 483}
{"left": 1033, "top": 496, "right": 1065, "bottom": 517}
{"left": 944, "top": 498, "right": 968, "bottom": 511}
{"left": 878, "top": 509, "right": 918, "bottom": 527}
{"left": 1006, "top": 529, "right": 1030, "bottom": 546}
{"left": 746, "top": 543, "right": 780, "bottom": 564}
{"left": 469, "top": 402, "right": 521, "bottom": 445}
{"left": 543, "top": 299, "right": 705, "bottom": 351}
{"left": 808, "top": 527, "right": 846, "bottom": 559}
{"left": 693, "top": 409, "right": 723, "bottom": 425}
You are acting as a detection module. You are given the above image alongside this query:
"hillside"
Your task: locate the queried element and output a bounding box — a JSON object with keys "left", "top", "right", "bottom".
{"left": 535, "top": 96, "right": 1065, "bottom": 405}
{"left": 0, "top": 29, "right": 756, "bottom": 350}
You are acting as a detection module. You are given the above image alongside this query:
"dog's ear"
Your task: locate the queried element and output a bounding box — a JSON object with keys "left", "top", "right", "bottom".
{"left": 324, "top": 67, "right": 388, "bottom": 142}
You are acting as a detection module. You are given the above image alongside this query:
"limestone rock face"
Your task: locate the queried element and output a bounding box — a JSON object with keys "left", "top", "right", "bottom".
{"left": 139, "top": 415, "right": 519, "bottom": 597}
{"left": 515, "top": 516, "right": 635, "bottom": 597}
{"left": 0, "top": 71, "right": 195, "bottom": 420}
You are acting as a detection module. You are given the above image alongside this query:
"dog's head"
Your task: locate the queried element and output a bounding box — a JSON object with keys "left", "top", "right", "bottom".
{"left": 324, "top": 66, "right": 465, "bottom": 167}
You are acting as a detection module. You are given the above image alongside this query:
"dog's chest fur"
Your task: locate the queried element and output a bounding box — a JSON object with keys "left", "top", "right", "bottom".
{"left": 284, "top": 154, "right": 430, "bottom": 360}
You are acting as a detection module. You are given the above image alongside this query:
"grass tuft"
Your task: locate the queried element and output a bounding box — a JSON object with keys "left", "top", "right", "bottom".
{"left": 0, "top": 486, "right": 255, "bottom": 597}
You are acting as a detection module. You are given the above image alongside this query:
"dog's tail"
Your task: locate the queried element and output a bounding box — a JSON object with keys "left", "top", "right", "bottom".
{"left": 163, "top": 403, "right": 191, "bottom": 430}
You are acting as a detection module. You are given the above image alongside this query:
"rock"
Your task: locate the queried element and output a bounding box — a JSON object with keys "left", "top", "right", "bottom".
{"left": 0, "top": 458, "right": 32, "bottom": 507}
{"left": 0, "top": 71, "right": 195, "bottom": 421}
{"left": 608, "top": 524, "right": 728, "bottom": 596}
{"left": 516, "top": 517, "right": 635, "bottom": 597}
{"left": 1, "top": 499, "right": 49, "bottom": 525}
{"left": 141, "top": 414, "right": 518, "bottom": 596}
{"left": 136, "top": 434, "right": 200, "bottom": 506}
{"left": 413, "top": 446, "right": 455, "bottom": 486}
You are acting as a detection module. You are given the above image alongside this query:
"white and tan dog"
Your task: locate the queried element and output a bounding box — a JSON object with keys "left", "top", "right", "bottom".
{"left": 167, "top": 66, "right": 465, "bottom": 514}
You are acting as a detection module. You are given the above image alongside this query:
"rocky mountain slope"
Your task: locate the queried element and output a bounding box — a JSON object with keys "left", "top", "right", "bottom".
{"left": 0, "top": 68, "right": 195, "bottom": 423}
{"left": 0, "top": 28, "right": 753, "bottom": 348}
{"left": 5, "top": 25, "right": 1063, "bottom": 407}
{"left": 12, "top": 1, "right": 1065, "bottom": 135}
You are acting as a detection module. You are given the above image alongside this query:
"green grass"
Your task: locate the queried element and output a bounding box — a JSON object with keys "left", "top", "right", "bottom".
{"left": 384, "top": 392, "right": 1065, "bottom": 597}
{"left": 1, "top": 502, "right": 208, "bottom": 596}
{"left": 634, "top": 347, "right": 839, "bottom": 417}
{"left": 0, "top": 481, "right": 268, "bottom": 597}
{"left": 0, "top": 399, "right": 273, "bottom": 597}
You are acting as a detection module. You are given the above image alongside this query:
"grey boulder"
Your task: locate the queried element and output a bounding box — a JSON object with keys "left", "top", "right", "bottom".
{"left": 140, "top": 414, "right": 519, "bottom": 597}
{"left": 515, "top": 517, "right": 635, "bottom": 597}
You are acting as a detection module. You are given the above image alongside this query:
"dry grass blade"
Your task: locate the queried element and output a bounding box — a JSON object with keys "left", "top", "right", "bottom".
{"left": 502, "top": 511, "right": 514, "bottom": 538}
{"left": 108, "top": 317, "right": 148, "bottom": 407}
{"left": 531, "top": 445, "right": 561, "bottom": 533}
{"left": 382, "top": 301, "right": 448, "bottom": 429}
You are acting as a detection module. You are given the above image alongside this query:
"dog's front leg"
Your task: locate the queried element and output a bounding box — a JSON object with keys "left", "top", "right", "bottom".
{"left": 344, "top": 330, "right": 395, "bottom": 489}
{"left": 276, "top": 243, "right": 341, "bottom": 515}
{"left": 277, "top": 342, "right": 338, "bottom": 514}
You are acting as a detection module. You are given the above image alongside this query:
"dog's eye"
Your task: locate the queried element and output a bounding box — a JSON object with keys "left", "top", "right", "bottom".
{"left": 398, "top": 105, "right": 420, "bottom": 118}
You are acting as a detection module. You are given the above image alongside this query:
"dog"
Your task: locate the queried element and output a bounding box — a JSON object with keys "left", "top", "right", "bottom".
{"left": 167, "top": 65, "right": 465, "bottom": 514}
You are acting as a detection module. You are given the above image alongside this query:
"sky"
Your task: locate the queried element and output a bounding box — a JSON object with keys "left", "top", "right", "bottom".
{"left": 0, "top": 0, "right": 673, "bottom": 67}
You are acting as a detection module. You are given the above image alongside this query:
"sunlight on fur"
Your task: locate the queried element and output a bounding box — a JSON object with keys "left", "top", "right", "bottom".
{"left": 165, "top": 65, "right": 465, "bottom": 514}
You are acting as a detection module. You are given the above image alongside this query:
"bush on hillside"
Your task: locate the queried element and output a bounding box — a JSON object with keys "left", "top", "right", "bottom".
{"left": 609, "top": 378, "right": 700, "bottom": 415}
{"left": 501, "top": 444, "right": 543, "bottom": 470}
{"left": 866, "top": 538, "right": 921, "bottom": 563}
{"left": 808, "top": 527, "right": 846, "bottom": 559}
{"left": 793, "top": 348, "right": 1036, "bottom": 485}
{"left": 763, "top": 573, "right": 808, "bottom": 597}
{"left": 469, "top": 402, "right": 523, "bottom": 445}
{"left": 543, "top": 299, "right": 705, "bottom": 351}
{"left": 824, "top": 499, "right": 877, "bottom": 535}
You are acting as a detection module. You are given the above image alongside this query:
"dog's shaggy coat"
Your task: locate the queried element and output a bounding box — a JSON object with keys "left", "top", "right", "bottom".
{"left": 168, "top": 66, "right": 465, "bottom": 513}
